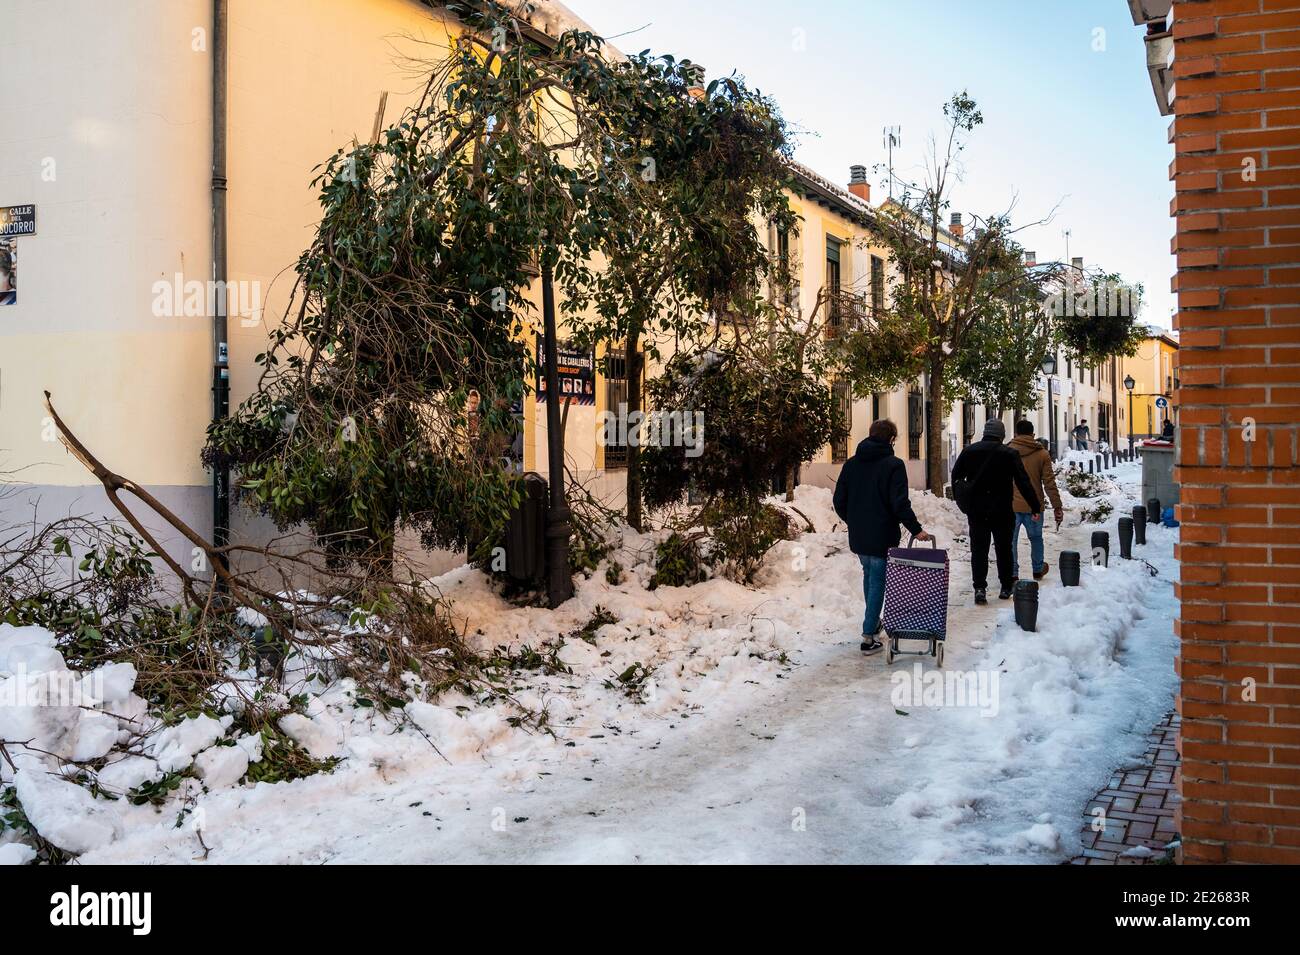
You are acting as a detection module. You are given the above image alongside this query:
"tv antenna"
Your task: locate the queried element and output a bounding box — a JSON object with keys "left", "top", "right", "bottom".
{"left": 883, "top": 126, "right": 901, "bottom": 199}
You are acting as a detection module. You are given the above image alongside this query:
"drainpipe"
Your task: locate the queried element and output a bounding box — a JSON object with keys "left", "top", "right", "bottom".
{"left": 211, "top": 0, "right": 230, "bottom": 572}
{"left": 1110, "top": 355, "right": 1120, "bottom": 450}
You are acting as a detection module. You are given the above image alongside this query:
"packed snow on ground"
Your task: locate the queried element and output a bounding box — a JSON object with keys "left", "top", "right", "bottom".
{"left": 2, "top": 461, "right": 1176, "bottom": 865}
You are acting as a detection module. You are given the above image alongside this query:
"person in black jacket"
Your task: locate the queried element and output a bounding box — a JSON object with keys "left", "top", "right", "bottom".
{"left": 833, "top": 419, "right": 932, "bottom": 654}
{"left": 951, "top": 419, "right": 1042, "bottom": 604}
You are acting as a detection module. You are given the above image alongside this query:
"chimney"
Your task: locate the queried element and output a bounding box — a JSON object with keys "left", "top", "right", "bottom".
{"left": 848, "top": 164, "right": 870, "bottom": 203}
{"left": 1024, "top": 250, "right": 1037, "bottom": 268}
{"left": 1072, "top": 256, "right": 1084, "bottom": 271}
{"left": 684, "top": 63, "right": 707, "bottom": 101}
{"left": 949, "top": 212, "right": 964, "bottom": 238}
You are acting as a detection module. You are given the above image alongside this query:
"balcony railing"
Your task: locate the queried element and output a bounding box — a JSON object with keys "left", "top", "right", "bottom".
{"left": 824, "top": 289, "right": 871, "bottom": 339}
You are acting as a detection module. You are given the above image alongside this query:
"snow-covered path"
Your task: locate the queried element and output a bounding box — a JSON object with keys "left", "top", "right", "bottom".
{"left": 68, "top": 462, "right": 1179, "bottom": 865}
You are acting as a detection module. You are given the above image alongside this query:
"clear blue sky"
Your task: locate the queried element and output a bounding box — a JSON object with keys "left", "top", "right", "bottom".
{"left": 565, "top": 0, "right": 1176, "bottom": 329}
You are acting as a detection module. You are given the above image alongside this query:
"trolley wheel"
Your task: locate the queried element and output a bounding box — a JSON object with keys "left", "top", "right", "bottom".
{"left": 885, "top": 639, "right": 895, "bottom": 665}
{"left": 936, "top": 642, "right": 945, "bottom": 668}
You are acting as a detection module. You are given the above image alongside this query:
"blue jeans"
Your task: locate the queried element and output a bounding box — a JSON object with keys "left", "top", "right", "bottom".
{"left": 1012, "top": 512, "right": 1044, "bottom": 578}
{"left": 858, "top": 554, "right": 887, "bottom": 636}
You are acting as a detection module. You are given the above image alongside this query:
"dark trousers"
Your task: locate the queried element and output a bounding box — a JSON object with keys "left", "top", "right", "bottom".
{"left": 968, "top": 510, "right": 1016, "bottom": 591}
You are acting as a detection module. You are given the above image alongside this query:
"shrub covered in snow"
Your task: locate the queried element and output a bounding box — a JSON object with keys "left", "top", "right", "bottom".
{"left": 1058, "top": 466, "right": 1111, "bottom": 499}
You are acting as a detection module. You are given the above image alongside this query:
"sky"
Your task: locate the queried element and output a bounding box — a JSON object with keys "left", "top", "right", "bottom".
{"left": 564, "top": 0, "right": 1176, "bottom": 330}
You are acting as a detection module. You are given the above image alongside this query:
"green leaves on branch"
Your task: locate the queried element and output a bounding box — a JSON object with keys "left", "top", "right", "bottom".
{"left": 639, "top": 349, "right": 844, "bottom": 510}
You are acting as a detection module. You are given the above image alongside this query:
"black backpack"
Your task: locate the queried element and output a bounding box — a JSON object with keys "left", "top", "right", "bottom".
{"left": 952, "top": 451, "right": 996, "bottom": 516}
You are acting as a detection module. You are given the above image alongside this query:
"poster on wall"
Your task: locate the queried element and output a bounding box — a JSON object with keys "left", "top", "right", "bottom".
{"left": 535, "top": 338, "right": 595, "bottom": 405}
{"left": 0, "top": 205, "right": 36, "bottom": 238}
{"left": 0, "top": 206, "right": 33, "bottom": 307}
{"left": 0, "top": 239, "right": 16, "bottom": 306}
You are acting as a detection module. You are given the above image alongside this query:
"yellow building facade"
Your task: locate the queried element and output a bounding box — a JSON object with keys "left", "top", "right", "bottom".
{"left": 1122, "top": 330, "right": 1179, "bottom": 440}
{"left": 1, "top": 0, "right": 967, "bottom": 577}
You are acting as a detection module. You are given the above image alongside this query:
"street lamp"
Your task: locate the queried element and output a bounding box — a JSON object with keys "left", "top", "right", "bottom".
{"left": 1041, "top": 354, "right": 1058, "bottom": 458}
{"left": 1124, "top": 373, "right": 1136, "bottom": 455}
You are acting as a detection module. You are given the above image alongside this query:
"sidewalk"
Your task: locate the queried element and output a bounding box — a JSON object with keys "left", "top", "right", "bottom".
{"left": 1070, "top": 711, "right": 1179, "bottom": 864}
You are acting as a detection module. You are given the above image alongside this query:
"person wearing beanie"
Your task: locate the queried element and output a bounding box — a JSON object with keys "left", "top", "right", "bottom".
{"left": 833, "top": 419, "right": 933, "bottom": 655}
{"left": 950, "top": 415, "right": 1042, "bottom": 604}
{"left": 1009, "top": 419, "right": 1064, "bottom": 582}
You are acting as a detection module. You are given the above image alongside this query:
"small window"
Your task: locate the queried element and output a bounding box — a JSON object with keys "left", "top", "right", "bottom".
{"left": 870, "top": 255, "right": 885, "bottom": 316}
{"left": 825, "top": 238, "right": 842, "bottom": 334}
{"left": 831, "top": 379, "right": 851, "bottom": 462}
{"left": 907, "top": 386, "right": 924, "bottom": 459}
{"left": 603, "top": 350, "right": 639, "bottom": 470}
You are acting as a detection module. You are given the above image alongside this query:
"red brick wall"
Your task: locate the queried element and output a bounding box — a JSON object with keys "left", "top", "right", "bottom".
{"left": 1170, "top": 0, "right": 1300, "bottom": 863}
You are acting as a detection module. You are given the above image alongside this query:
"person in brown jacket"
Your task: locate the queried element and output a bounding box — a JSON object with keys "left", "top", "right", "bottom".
{"left": 1010, "top": 420, "right": 1064, "bottom": 581}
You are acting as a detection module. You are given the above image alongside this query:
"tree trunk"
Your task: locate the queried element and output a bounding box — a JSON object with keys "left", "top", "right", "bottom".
{"left": 624, "top": 330, "right": 643, "bottom": 532}
{"left": 541, "top": 265, "right": 575, "bottom": 607}
{"left": 785, "top": 465, "right": 795, "bottom": 502}
{"left": 925, "top": 357, "right": 946, "bottom": 494}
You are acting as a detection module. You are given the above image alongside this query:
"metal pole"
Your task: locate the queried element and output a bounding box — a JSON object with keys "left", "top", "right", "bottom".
{"left": 211, "top": 0, "right": 230, "bottom": 583}
{"left": 1047, "top": 375, "right": 1056, "bottom": 458}
{"left": 540, "top": 264, "right": 574, "bottom": 607}
{"left": 1127, "top": 389, "right": 1135, "bottom": 455}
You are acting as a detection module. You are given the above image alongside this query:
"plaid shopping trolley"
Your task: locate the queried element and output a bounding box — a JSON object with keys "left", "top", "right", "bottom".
{"left": 882, "top": 536, "right": 950, "bottom": 667}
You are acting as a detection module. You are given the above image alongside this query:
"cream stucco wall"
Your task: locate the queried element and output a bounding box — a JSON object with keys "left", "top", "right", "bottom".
{"left": 225, "top": 0, "right": 463, "bottom": 408}
{"left": 0, "top": 0, "right": 212, "bottom": 492}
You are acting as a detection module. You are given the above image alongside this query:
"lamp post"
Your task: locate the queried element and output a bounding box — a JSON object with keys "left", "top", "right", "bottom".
{"left": 1124, "top": 373, "right": 1136, "bottom": 455}
{"left": 1042, "top": 353, "right": 1058, "bottom": 458}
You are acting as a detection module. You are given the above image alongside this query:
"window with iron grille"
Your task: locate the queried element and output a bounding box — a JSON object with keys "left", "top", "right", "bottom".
{"left": 831, "top": 378, "right": 851, "bottom": 462}
{"left": 603, "top": 351, "right": 635, "bottom": 469}
{"left": 962, "top": 402, "right": 975, "bottom": 446}
{"left": 907, "top": 386, "right": 924, "bottom": 459}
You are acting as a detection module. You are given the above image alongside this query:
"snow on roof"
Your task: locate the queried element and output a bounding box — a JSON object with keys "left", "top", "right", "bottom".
{"left": 491, "top": 0, "right": 625, "bottom": 58}
{"left": 496, "top": 0, "right": 599, "bottom": 40}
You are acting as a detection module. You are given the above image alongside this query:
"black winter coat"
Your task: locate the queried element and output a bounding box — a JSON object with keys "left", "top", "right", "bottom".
{"left": 832, "top": 437, "right": 923, "bottom": 557}
{"left": 951, "top": 439, "right": 1042, "bottom": 517}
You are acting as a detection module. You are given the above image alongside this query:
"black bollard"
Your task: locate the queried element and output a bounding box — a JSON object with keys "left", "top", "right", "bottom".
{"left": 1118, "top": 517, "right": 1134, "bottom": 559}
{"left": 1060, "top": 551, "right": 1081, "bottom": 586}
{"left": 1013, "top": 580, "right": 1039, "bottom": 632}
{"left": 1132, "top": 506, "right": 1147, "bottom": 545}
{"left": 1096, "top": 454, "right": 1103, "bottom": 472}
{"left": 1088, "top": 461, "right": 1094, "bottom": 473}
{"left": 1091, "top": 530, "right": 1110, "bottom": 567}
{"left": 1147, "top": 498, "right": 1161, "bottom": 525}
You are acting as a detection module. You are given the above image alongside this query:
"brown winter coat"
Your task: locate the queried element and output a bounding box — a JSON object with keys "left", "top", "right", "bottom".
{"left": 1010, "top": 435, "right": 1063, "bottom": 514}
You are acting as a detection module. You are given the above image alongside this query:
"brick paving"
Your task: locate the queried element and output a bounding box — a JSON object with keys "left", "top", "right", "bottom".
{"left": 1069, "top": 711, "right": 1180, "bottom": 865}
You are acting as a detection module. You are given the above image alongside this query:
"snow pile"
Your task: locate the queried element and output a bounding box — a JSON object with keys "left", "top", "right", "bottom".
{"left": 6, "top": 463, "right": 1177, "bottom": 865}
{"left": 1058, "top": 448, "right": 1107, "bottom": 468}
{"left": 0, "top": 622, "right": 274, "bottom": 860}
{"left": 875, "top": 463, "right": 1179, "bottom": 862}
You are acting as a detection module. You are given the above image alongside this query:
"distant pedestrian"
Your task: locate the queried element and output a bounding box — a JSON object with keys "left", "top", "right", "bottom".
{"left": 1072, "top": 419, "right": 1090, "bottom": 451}
{"left": 833, "top": 419, "right": 933, "bottom": 655}
{"left": 951, "top": 419, "right": 1041, "bottom": 604}
{"left": 1009, "top": 420, "right": 1063, "bottom": 582}
{"left": 1161, "top": 417, "right": 1174, "bottom": 440}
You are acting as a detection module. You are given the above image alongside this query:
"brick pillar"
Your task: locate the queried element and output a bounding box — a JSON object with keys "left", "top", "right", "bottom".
{"left": 1170, "top": 0, "right": 1300, "bottom": 863}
